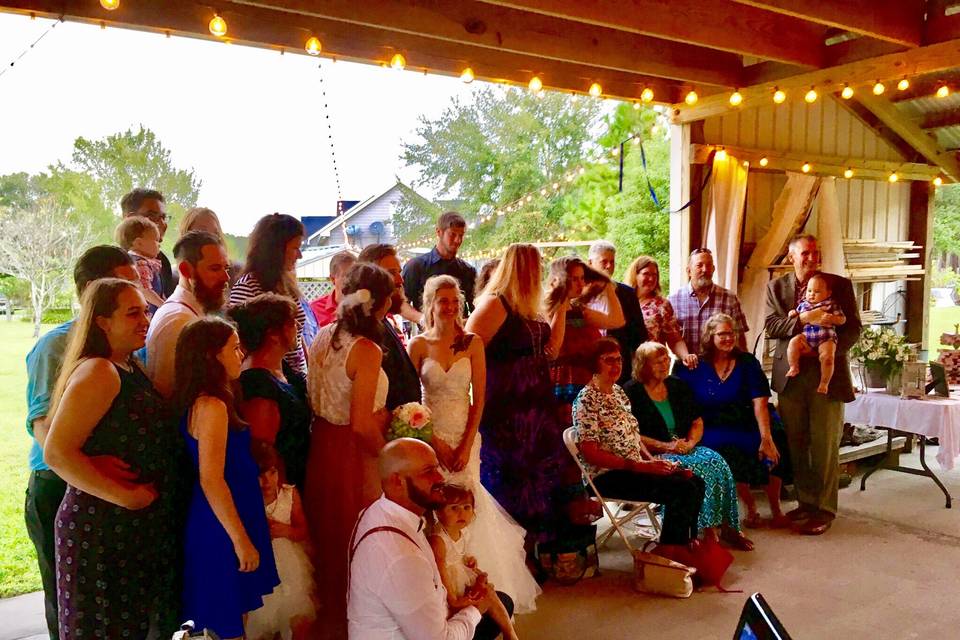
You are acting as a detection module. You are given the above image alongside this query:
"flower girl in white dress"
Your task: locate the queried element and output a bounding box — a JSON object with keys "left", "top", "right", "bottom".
{"left": 408, "top": 275, "right": 541, "bottom": 614}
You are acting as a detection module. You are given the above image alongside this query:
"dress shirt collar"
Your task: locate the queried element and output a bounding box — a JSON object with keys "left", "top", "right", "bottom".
{"left": 375, "top": 494, "right": 427, "bottom": 534}
{"left": 424, "top": 246, "right": 460, "bottom": 267}
{"left": 685, "top": 282, "right": 715, "bottom": 299}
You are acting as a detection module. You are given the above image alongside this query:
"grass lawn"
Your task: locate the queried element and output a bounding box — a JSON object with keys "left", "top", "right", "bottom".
{"left": 0, "top": 321, "right": 54, "bottom": 598}
{"left": 928, "top": 305, "right": 960, "bottom": 352}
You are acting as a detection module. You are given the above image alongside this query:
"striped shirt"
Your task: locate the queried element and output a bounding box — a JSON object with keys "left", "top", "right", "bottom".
{"left": 228, "top": 272, "right": 308, "bottom": 375}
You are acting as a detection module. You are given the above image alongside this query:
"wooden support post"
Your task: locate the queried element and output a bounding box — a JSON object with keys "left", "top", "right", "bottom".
{"left": 906, "top": 181, "right": 935, "bottom": 347}
{"left": 669, "top": 121, "right": 704, "bottom": 291}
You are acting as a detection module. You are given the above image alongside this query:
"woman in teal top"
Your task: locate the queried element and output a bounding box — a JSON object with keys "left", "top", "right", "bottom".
{"left": 623, "top": 341, "right": 752, "bottom": 551}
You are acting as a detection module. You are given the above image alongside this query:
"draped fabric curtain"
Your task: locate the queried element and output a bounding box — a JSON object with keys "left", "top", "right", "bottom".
{"left": 816, "top": 178, "right": 845, "bottom": 275}
{"left": 702, "top": 154, "right": 749, "bottom": 292}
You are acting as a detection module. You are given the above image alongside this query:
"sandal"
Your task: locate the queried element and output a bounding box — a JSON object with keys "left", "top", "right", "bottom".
{"left": 768, "top": 513, "right": 792, "bottom": 529}
{"left": 742, "top": 512, "right": 765, "bottom": 529}
{"left": 721, "top": 528, "right": 755, "bottom": 551}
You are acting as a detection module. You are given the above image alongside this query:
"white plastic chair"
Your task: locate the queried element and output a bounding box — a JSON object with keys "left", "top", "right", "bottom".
{"left": 562, "top": 427, "right": 661, "bottom": 549}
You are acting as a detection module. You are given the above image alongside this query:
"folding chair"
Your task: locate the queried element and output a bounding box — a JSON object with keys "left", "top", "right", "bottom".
{"left": 562, "top": 427, "right": 661, "bottom": 549}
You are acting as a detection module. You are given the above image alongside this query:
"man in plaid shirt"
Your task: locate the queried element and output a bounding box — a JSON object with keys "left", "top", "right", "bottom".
{"left": 667, "top": 248, "right": 749, "bottom": 353}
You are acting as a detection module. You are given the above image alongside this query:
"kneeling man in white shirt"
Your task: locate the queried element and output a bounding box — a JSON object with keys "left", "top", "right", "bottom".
{"left": 348, "top": 438, "right": 514, "bottom": 639}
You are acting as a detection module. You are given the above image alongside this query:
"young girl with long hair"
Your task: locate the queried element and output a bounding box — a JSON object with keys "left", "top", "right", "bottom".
{"left": 44, "top": 278, "right": 182, "bottom": 638}
{"left": 176, "top": 317, "right": 279, "bottom": 640}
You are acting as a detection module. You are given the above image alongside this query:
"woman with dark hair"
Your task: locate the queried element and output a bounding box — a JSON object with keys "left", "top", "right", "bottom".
{"left": 176, "top": 317, "right": 279, "bottom": 640}
{"left": 229, "top": 213, "right": 309, "bottom": 374}
{"left": 227, "top": 293, "right": 311, "bottom": 490}
{"left": 44, "top": 278, "right": 182, "bottom": 638}
{"left": 673, "top": 313, "right": 791, "bottom": 529}
{"left": 572, "top": 337, "right": 705, "bottom": 558}
{"left": 625, "top": 341, "right": 753, "bottom": 550}
{"left": 624, "top": 255, "right": 696, "bottom": 367}
{"left": 304, "top": 261, "right": 395, "bottom": 639}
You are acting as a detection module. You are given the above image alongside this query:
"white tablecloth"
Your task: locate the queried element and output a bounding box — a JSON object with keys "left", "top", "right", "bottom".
{"left": 845, "top": 390, "right": 960, "bottom": 470}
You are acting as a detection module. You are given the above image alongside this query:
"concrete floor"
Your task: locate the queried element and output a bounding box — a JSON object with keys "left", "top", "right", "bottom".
{"left": 515, "top": 447, "right": 960, "bottom": 639}
{"left": 2, "top": 448, "right": 958, "bottom": 640}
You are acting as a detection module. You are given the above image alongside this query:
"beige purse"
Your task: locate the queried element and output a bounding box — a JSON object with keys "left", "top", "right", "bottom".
{"left": 632, "top": 550, "right": 696, "bottom": 598}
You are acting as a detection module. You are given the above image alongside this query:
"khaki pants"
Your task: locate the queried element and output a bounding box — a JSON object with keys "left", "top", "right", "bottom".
{"left": 777, "top": 366, "right": 844, "bottom": 515}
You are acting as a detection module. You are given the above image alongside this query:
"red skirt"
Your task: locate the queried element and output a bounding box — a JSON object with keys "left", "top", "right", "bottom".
{"left": 304, "top": 416, "right": 380, "bottom": 639}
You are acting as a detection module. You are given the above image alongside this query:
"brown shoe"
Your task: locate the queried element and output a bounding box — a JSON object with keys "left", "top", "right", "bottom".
{"left": 786, "top": 506, "right": 814, "bottom": 522}
{"left": 798, "top": 512, "right": 834, "bottom": 536}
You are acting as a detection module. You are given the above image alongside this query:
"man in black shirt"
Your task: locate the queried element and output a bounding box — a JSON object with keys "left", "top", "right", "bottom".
{"left": 402, "top": 211, "right": 477, "bottom": 314}
{"left": 121, "top": 188, "right": 177, "bottom": 297}
{"left": 588, "top": 240, "right": 649, "bottom": 384}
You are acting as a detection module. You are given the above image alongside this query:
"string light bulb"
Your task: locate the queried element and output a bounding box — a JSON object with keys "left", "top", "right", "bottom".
{"left": 841, "top": 84, "right": 854, "bottom": 99}
{"left": 305, "top": 37, "right": 322, "bottom": 56}
{"left": 804, "top": 87, "right": 818, "bottom": 103}
{"left": 460, "top": 67, "right": 474, "bottom": 83}
{"left": 888, "top": 172, "right": 899, "bottom": 182}
{"left": 208, "top": 14, "right": 227, "bottom": 37}
{"left": 897, "top": 78, "right": 910, "bottom": 91}
{"left": 759, "top": 157, "right": 769, "bottom": 167}
{"left": 936, "top": 84, "right": 950, "bottom": 98}
{"left": 715, "top": 148, "right": 728, "bottom": 161}
{"left": 641, "top": 87, "right": 654, "bottom": 103}
{"left": 99, "top": 0, "right": 120, "bottom": 9}
{"left": 729, "top": 90, "right": 743, "bottom": 106}
{"left": 801, "top": 162, "right": 811, "bottom": 173}
{"left": 685, "top": 90, "right": 698, "bottom": 105}
{"left": 844, "top": 168, "right": 854, "bottom": 179}
{"left": 742, "top": 160, "right": 750, "bottom": 168}
{"left": 390, "top": 53, "right": 406, "bottom": 70}
{"left": 528, "top": 76, "right": 543, "bottom": 92}
{"left": 934, "top": 176, "right": 943, "bottom": 187}
{"left": 589, "top": 82, "right": 603, "bottom": 97}
{"left": 872, "top": 81, "right": 885, "bottom": 95}
{"left": 633, "top": 101, "right": 641, "bottom": 110}
{"left": 773, "top": 87, "right": 786, "bottom": 104}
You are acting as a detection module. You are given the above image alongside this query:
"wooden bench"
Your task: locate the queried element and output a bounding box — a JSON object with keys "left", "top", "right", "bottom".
{"left": 839, "top": 435, "right": 907, "bottom": 467}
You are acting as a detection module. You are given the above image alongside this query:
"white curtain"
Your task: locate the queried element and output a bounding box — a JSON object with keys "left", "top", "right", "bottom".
{"left": 702, "top": 154, "right": 749, "bottom": 292}
{"left": 816, "top": 178, "right": 845, "bottom": 275}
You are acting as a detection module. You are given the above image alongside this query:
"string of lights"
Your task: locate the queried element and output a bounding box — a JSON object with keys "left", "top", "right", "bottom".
{"left": 0, "top": 15, "right": 63, "bottom": 80}
{"left": 315, "top": 61, "right": 343, "bottom": 200}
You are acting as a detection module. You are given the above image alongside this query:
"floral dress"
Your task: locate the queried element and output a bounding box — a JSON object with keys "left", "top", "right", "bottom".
{"left": 639, "top": 295, "right": 683, "bottom": 346}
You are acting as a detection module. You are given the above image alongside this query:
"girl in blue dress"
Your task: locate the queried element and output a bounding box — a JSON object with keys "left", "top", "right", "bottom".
{"left": 175, "top": 317, "right": 279, "bottom": 639}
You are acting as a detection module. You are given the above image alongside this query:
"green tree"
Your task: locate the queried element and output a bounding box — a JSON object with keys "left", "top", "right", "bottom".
{"left": 933, "top": 184, "right": 960, "bottom": 265}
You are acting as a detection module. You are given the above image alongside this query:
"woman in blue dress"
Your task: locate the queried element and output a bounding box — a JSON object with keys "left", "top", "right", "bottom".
{"left": 175, "top": 317, "right": 279, "bottom": 639}
{"left": 624, "top": 341, "right": 754, "bottom": 550}
{"left": 673, "top": 313, "right": 792, "bottom": 529}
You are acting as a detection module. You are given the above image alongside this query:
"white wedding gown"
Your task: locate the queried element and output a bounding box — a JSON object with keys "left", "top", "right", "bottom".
{"left": 421, "top": 357, "right": 542, "bottom": 614}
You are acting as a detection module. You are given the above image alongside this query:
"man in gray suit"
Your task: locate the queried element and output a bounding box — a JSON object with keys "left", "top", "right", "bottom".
{"left": 765, "top": 234, "right": 861, "bottom": 535}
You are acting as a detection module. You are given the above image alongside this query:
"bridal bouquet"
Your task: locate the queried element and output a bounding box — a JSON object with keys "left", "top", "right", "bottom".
{"left": 386, "top": 402, "right": 433, "bottom": 443}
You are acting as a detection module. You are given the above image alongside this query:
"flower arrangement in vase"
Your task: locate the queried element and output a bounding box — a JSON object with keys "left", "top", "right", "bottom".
{"left": 850, "top": 327, "right": 912, "bottom": 391}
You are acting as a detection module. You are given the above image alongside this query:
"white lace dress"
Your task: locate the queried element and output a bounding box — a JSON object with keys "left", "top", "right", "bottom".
{"left": 245, "top": 484, "right": 318, "bottom": 640}
{"left": 421, "top": 357, "right": 542, "bottom": 613}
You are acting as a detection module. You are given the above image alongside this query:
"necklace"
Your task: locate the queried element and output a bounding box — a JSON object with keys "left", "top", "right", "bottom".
{"left": 714, "top": 356, "right": 735, "bottom": 382}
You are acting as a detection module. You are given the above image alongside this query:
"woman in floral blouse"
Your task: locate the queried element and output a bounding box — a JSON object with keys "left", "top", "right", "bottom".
{"left": 572, "top": 337, "right": 705, "bottom": 556}
{"left": 624, "top": 256, "right": 697, "bottom": 368}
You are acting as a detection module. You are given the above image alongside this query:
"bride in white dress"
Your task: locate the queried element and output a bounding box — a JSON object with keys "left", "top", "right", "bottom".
{"left": 407, "top": 275, "right": 541, "bottom": 614}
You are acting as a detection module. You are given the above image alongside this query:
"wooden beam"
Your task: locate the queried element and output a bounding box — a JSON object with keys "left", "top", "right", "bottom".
{"left": 729, "top": 0, "right": 924, "bottom": 48}
{"left": 234, "top": 0, "right": 742, "bottom": 87}
{"left": 887, "top": 70, "right": 960, "bottom": 102}
{"left": 854, "top": 93, "right": 960, "bottom": 182}
{"left": 925, "top": 0, "right": 960, "bottom": 44}
{"left": 906, "top": 181, "right": 934, "bottom": 346}
{"left": 690, "top": 144, "right": 943, "bottom": 182}
{"left": 919, "top": 110, "right": 960, "bottom": 131}
{"left": 0, "top": 0, "right": 686, "bottom": 102}
{"left": 671, "top": 37, "right": 960, "bottom": 122}
{"left": 477, "top": 0, "right": 827, "bottom": 67}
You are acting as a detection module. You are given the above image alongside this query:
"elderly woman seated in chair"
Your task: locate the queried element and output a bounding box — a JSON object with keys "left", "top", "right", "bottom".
{"left": 623, "top": 341, "right": 754, "bottom": 551}
{"left": 571, "top": 337, "right": 706, "bottom": 560}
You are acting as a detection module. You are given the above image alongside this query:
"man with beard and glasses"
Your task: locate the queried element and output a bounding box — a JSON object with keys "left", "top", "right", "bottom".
{"left": 146, "top": 230, "right": 231, "bottom": 398}
{"left": 357, "top": 244, "right": 422, "bottom": 410}
{"left": 668, "top": 247, "right": 749, "bottom": 355}
{"left": 121, "top": 188, "right": 178, "bottom": 297}
{"left": 349, "top": 438, "right": 513, "bottom": 640}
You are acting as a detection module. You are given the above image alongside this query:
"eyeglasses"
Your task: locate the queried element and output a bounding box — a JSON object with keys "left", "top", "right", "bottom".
{"left": 714, "top": 331, "right": 735, "bottom": 338}
{"left": 600, "top": 355, "right": 623, "bottom": 365}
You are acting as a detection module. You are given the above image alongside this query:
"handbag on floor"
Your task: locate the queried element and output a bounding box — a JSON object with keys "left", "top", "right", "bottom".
{"left": 632, "top": 550, "right": 696, "bottom": 598}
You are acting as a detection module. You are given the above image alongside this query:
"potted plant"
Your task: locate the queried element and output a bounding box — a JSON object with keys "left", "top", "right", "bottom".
{"left": 850, "top": 327, "right": 912, "bottom": 392}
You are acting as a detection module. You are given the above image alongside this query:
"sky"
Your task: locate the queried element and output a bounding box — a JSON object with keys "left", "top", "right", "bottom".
{"left": 0, "top": 12, "right": 476, "bottom": 234}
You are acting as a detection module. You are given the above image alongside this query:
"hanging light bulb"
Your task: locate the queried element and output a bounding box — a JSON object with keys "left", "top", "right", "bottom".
{"left": 805, "top": 86, "right": 818, "bottom": 103}
{"left": 934, "top": 176, "right": 943, "bottom": 187}
{"left": 773, "top": 87, "right": 786, "bottom": 104}
{"left": 936, "top": 84, "right": 950, "bottom": 98}
{"left": 715, "top": 148, "right": 728, "bottom": 161}
{"left": 742, "top": 160, "right": 750, "bottom": 168}
{"left": 897, "top": 78, "right": 910, "bottom": 91}
{"left": 208, "top": 14, "right": 227, "bottom": 37}
{"left": 528, "top": 76, "right": 543, "bottom": 92}
{"left": 305, "top": 36, "right": 322, "bottom": 56}
{"left": 685, "top": 90, "right": 698, "bottom": 105}
{"left": 872, "top": 80, "right": 885, "bottom": 95}
{"left": 641, "top": 87, "right": 654, "bottom": 103}
{"left": 390, "top": 53, "right": 406, "bottom": 70}
{"left": 844, "top": 168, "right": 854, "bottom": 179}
{"left": 759, "top": 157, "right": 769, "bottom": 167}
{"left": 841, "top": 84, "right": 854, "bottom": 99}
{"left": 633, "top": 101, "right": 641, "bottom": 110}
{"left": 460, "top": 67, "right": 475, "bottom": 83}
{"left": 589, "top": 82, "right": 603, "bottom": 97}
{"left": 801, "top": 162, "right": 811, "bottom": 173}
{"left": 99, "top": 0, "right": 120, "bottom": 10}
{"left": 888, "top": 172, "right": 898, "bottom": 182}
{"left": 729, "top": 90, "right": 743, "bottom": 106}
